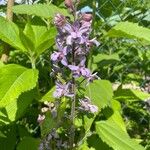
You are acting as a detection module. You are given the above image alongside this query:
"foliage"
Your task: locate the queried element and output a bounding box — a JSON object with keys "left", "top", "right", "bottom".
{"left": 0, "top": 0, "right": 149, "bottom": 149}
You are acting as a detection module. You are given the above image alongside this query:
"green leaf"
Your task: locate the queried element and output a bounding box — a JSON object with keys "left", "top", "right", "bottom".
{"left": 40, "top": 111, "right": 56, "bottom": 136}
{"left": 84, "top": 115, "right": 96, "bottom": 132}
{"left": 0, "top": 61, "right": 4, "bottom": 67}
{"left": 107, "top": 21, "right": 150, "bottom": 44}
{"left": 96, "top": 121, "right": 145, "bottom": 150}
{"left": 0, "top": 89, "right": 38, "bottom": 124}
{"left": 40, "top": 86, "right": 55, "bottom": 102}
{"left": 0, "top": 125, "right": 17, "bottom": 150}
{"left": 17, "top": 137, "right": 40, "bottom": 150}
{"left": 87, "top": 134, "right": 113, "bottom": 150}
{"left": 13, "top": 4, "right": 70, "bottom": 19}
{"left": 0, "top": 64, "right": 38, "bottom": 107}
{"left": 93, "top": 53, "right": 120, "bottom": 64}
{"left": 85, "top": 80, "right": 113, "bottom": 109}
{"left": 0, "top": 17, "right": 26, "bottom": 51}
{"left": 114, "top": 88, "right": 150, "bottom": 101}
{"left": 23, "top": 24, "right": 56, "bottom": 56}
{"left": 107, "top": 111, "right": 127, "bottom": 132}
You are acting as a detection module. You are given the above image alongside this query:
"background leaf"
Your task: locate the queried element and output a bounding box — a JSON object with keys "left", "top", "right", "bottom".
{"left": 114, "top": 89, "right": 150, "bottom": 101}
{"left": 17, "top": 137, "right": 40, "bottom": 150}
{"left": 96, "top": 121, "right": 145, "bottom": 150}
{"left": 0, "top": 17, "right": 26, "bottom": 51}
{"left": 0, "top": 89, "right": 38, "bottom": 124}
{"left": 0, "top": 64, "right": 38, "bottom": 107}
{"left": 23, "top": 24, "right": 56, "bottom": 56}
{"left": 13, "top": 4, "right": 70, "bottom": 19}
{"left": 85, "top": 80, "right": 113, "bottom": 109}
{"left": 107, "top": 22, "right": 150, "bottom": 44}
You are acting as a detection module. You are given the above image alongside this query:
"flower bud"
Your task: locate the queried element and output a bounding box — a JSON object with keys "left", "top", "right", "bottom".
{"left": 41, "top": 107, "right": 49, "bottom": 113}
{"left": 54, "top": 13, "right": 66, "bottom": 27}
{"left": 37, "top": 114, "right": 45, "bottom": 124}
{"left": 82, "top": 13, "right": 93, "bottom": 22}
{"left": 64, "top": 0, "right": 73, "bottom": 9}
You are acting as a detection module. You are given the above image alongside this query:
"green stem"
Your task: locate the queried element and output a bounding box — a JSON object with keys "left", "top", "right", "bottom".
{"left": 31, "top": 58, "right": 36, "bottom": 69}
{"left": 70, "top": 43, "right": 76, "bottom": 149}
{"left": 30, "top": 56, "right": 41, "bottom": 100}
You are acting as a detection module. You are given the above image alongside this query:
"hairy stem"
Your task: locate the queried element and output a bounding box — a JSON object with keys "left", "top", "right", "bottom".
{"left": 6, "top": 0, "right": 15, "bottom": 21}
{"left": 70, "top": 43, "right": 76, "bottom": 149}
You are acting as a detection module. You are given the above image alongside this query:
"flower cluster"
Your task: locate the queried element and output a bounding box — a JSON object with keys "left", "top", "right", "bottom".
{"left": 39, "top": 129, "right": 68, "bottom": 150}
{"left": 37, "top": 101, "right": 57, "bottom": 124}
{"left": 79, "top": 97, "right": 98, "bottom": 113}
{"left": 51, "top": 6, "right": 100, "bottom": 103}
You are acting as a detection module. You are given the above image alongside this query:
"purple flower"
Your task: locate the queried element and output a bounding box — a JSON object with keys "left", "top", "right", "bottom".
{"left": 51, "top": 47, "right": 68, "bottom": 66}
{"left": 87, "top": 38, "right": 100, "bottom": 47}
{"left": 51, "top": 51, "right": 67, "bottom": 66}
{"left": 65, "top": 21, "right": 91, "bottom": 45}
{"left": 68, "top": 65, "right": 91, "bottom": 78}
{"left": 87, "top": 72, "right": 99, "bottom": 84}
{"left": 79, "top": 97, "right": 98, "bottom": 113}
{"left": 53, "top": 82, "right": 73, "bottom": 98}
{"left": 54, "top": 13, "right": 66, "bottom": 27}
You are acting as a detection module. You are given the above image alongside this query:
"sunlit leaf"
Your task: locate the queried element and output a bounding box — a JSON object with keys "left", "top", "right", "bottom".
{"left": 96, "top": 121, "right": 145, "bottom": 150}
{"left": 0, "top": 64, "right": 38, "bottom": 107}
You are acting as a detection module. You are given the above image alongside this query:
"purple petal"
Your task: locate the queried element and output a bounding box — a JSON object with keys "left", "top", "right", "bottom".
{"left": 80, "top": 67, "right": 91, "bottom": 77}
{"left": 68, "top": 65, "right": 79, "bottom": 71}
{"left": 71, "top": 32, "right": 77, "bottom": 39}
{"left": 53, "top": 89, "right": 63, "bottom": 98}
{"left": 88, "top": 38, "right": 100, "bottom": 47}
{"left": 51, "top": 52, "right": 59, "bottom": 61}
{"left": 89, "top": 105, "right": 98, "bottom": 113}
{"left": 63, "top": 23, "right": 72, "bottom": 33}
{"left": 61, "top": 57, "right": 68, "bottom": 66}
{"left": 66, "top": 35, "right": 72, "bottom": 45}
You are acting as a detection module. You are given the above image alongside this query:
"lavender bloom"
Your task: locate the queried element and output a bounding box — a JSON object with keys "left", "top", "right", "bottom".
{"left": 79, "top": 97, "right": 98, "bottom": 113}
{"left": 65, "top": 21, "right": 91, "bottom": 45}
{"left": 87, "top": 72, "right": 100, "bottom": 84}
{"left": 51, "top": 0, "right": 100, "bottom": 117}
{"left": 68, "top": 65, "right": 91, "bottom": 78}
{"left": 87, "top": 38, "right": 100, "bottom": 47}
{"left": 53, "top": 82, "right": 73, "bottom": 98}
{"left": 51, "top": 51, "right": 68, "bottom": 66}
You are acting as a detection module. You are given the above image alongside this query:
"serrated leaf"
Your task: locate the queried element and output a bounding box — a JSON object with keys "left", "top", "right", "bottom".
{"left": 0, "top": 17, "right": 26, "bottom": 51}
{"left": 114, "top": 88, "right": 150, "bottom": 101}
{"left": 107, "top": 21, "right": 150, "bottom": 44}
{"left": 13, "top": 4, "right": 70, "bottom": 19}
{"left": 0, "top": 89, "right": 38, "bottom": 124}
{"left": 85, "top": 80, "right": 113, "bottom": 109}
{"left": 96, "top": 121, "right": 145, "bottom": 150}
{"left": 87, "top": 134, "right": 113, "bottom": 150}
{"left": 107, "top": 111, "right": 127, "bottom": 132}
{"left": 0, "top": 64, "right": 38, "bottom": 107}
